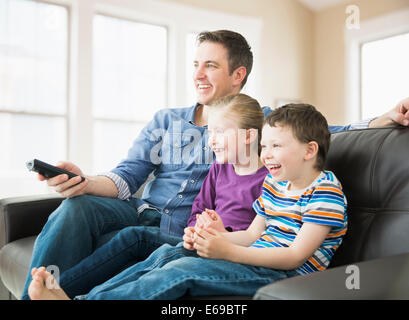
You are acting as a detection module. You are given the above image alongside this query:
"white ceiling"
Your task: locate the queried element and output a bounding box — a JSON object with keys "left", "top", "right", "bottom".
{"left": 298, "top": 0, "right": 350, "bottom": 11}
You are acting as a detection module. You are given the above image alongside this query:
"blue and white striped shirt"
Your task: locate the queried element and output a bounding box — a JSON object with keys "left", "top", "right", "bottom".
{"left": 252, "top": 171, "right": 348, "bottom": 274}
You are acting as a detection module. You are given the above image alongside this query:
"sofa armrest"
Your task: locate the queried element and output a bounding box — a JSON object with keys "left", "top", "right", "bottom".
{"left": 0, "top": 194, "right": 63, "bottom": 248}
{"left": 253, "top": 252, "right": 409, "bottom": 300}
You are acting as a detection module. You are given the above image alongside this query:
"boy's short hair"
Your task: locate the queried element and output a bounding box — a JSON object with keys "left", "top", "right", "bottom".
{"left": 264, "top": 104, "right": 330, "bottom": 170}
{"left": 197, "top": 30, "right": 253, "bottom": 88}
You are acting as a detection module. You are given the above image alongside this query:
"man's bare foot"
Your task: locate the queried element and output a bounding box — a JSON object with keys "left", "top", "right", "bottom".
{"left": 28, "top": 267, "right": 71, "bottom": 300}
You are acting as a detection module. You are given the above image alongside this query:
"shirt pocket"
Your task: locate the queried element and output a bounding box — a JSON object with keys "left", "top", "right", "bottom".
{"left": 160, "top": 132, "right": 194, "bottom": 168}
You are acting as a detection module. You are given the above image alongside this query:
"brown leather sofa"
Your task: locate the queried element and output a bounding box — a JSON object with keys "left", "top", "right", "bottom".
{"left": 1, "top": 126, "right": 409, "bottom": 299}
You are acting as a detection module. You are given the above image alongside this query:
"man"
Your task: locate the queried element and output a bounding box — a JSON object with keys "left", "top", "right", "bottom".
{"left": 21, "top": 30, "right": 409, "bottom": 299}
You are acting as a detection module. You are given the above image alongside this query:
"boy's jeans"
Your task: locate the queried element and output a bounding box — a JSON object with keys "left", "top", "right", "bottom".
{"left": 21, "top": 195, "right": 168, "bottom": 300}
{"left": 72, "top": 243, "right": 298, "bottom": 300}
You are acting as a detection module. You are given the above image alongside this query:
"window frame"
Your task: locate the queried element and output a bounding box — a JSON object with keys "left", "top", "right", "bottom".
{"left": 345, "top": 7, "right": 409, "bottom": 122}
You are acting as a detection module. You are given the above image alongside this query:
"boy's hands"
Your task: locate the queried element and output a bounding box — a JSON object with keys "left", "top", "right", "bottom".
{"left": 192, "top": 226, "right": 233, "bottom": 260}
{"left": 183, "top": 209, "right": 230, "bottom": 255}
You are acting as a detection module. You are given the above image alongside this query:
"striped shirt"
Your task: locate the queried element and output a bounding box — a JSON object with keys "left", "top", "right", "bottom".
{"left": 251, "top": 170, "right": 347, "bottom": 275}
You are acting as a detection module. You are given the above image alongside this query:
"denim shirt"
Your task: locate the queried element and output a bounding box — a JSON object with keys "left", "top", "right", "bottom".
{"left": 105, "top": 104, "right": 368, "bottom": 237}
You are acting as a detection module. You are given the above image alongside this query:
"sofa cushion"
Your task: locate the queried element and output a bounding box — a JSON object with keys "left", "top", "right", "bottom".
{"left": 0, "top": 236, "right": 35, "bottom": 299}
{"left": 254, "top": 252, "right": 409, "bottom": 300}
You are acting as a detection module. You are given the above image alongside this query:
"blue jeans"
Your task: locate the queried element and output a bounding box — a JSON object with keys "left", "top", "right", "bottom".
{"left": 74, "top": 243, "right": 298, "bottom": 300}
{"left": 55, "top": 226, "right": 182, "bottom": 298}
{"left": 21, "top": 195, "right": 164, "bottom": 300}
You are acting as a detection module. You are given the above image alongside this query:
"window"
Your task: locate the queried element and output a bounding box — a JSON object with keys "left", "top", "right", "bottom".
{"left": 361, "top": 32, "right": 409, "bottom": 119}
{"left": 0, "top": 0, "right": 262, "bottom": 199}
{"left": 185, "top": 32, "right": 198, "bottom": 106}
{"left": 92, "top": 15, "right": 167, "bottom": 172}
{"left": 0, "top": 0, "right": 68, "bottom": 197}
{"left": 345, "top": 8, "right": 409, "bottom": 123}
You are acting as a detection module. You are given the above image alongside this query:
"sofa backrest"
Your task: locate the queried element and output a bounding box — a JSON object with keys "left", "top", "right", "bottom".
{"left": 325, "top": 127, "right": 409, "bottom": 268}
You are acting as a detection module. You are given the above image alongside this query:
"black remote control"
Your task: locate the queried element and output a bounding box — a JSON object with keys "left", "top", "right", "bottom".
{"left": 26, "top": 159, "right": 85, "bottom": 182}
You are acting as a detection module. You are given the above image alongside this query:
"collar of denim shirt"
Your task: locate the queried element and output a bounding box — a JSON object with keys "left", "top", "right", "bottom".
{"left": 188, "top": 103, "right": 208, "bottom": 128}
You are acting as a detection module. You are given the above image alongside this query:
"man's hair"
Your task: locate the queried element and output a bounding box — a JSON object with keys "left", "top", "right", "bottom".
{"left": 210, "top": 94, "right": 264, "bottom": 154}
{"left": 197, "top": 30, "right": 253, "bottom": 88}
{"left": 264, "top": 104, "right": 330, "bottom": 170}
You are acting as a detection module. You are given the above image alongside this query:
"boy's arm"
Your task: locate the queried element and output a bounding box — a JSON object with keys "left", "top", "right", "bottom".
{"left": 225, "top": 223, "right": 331, "bottom": 270}
{"left": 195, "top": 222, "right": 331, "bottom": 270}
{"left": 213, "top": 214, "right": 266, "bottom": 246}
{"left": 184, "top": 212, "right": 262, "bottom": 251}
{"left": 192, "top": 215, "right": 263, "bottom": 255}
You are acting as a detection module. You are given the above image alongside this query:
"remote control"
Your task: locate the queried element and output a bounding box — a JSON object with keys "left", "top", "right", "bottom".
{"left": 26, "top": 159, "right": 85, "bottom": 182}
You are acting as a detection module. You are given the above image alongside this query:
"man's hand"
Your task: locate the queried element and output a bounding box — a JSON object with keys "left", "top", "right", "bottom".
{"left": 392, "top": 99, "right": 409, "bottom": 126}
{"left": 38, "top": 161, "right": 89, "bottom": 198}
{"left": 370, "top": 97, "right": 409, "bottom": 128}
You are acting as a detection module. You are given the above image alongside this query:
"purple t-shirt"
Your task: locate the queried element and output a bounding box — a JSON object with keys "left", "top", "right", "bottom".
{"left": 187, "top": 162, "right": 268, "bottom": 231}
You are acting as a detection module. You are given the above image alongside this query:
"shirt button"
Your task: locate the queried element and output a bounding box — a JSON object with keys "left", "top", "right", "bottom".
{"left": 190, "top": 179, "right": 195, "bottom": 184}
{"left": 164, "top": 209, "right": 169, "bottom": 214}
{"left": 178, "top": 194, "right": 183, "bottom": 198}
{"left": 203, "top": 146, "right": 207, "bottom": 151}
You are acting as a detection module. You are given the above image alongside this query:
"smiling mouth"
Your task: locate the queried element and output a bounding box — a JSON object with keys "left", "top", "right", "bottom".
{"left": 197, "top": 84, "right": 211, "bottom": 90}
{"left": 264, "top": 161, "right": 281, "bottom": 169}
{"left": 265, "top": 163, "right": 281, "bottom": 173}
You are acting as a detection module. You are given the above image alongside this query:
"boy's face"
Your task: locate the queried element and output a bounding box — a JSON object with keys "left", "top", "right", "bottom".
{"left": 260, "top": 124, "right": 310, "bottom": 184}
{"left": 193, "top": 41, "right": 241, "bottom": 106}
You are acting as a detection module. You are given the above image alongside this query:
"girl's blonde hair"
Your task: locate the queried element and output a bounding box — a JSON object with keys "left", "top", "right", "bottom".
{"left": 209, "top": 93, "right": 264, "bottom": 154}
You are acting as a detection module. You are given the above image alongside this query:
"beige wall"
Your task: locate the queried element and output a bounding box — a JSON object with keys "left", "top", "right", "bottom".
{"left": 163, "top": 0, "right": 314, "bottom": 108}
{"left": 313, "top": 0, "right": 409, "bottom": 124}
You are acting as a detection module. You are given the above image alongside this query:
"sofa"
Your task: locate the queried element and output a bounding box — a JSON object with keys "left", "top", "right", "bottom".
{"left": 1, "top": 126, "right": 409, "bottom": 300}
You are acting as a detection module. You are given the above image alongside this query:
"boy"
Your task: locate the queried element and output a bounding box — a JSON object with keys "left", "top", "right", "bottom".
{"left": 29, "top": 103, "right": 347, "bottom": 300}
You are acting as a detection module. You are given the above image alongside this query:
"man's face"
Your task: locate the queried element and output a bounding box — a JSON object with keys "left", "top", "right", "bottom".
{"left": 193, "top": 41, "right": 241, "bottom": 105}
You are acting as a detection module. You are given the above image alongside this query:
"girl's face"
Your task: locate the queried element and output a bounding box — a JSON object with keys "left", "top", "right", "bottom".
{"left": 260, "top": 124, "right": 309, "bottom": 185}
{"left": 207, "top": 111, "right": 246, "bottom": 164}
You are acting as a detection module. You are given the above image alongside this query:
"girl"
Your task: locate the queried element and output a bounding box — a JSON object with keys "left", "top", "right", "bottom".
{"left": 28, "top": 93, "right": 269, "bottom": 300}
